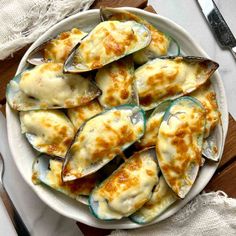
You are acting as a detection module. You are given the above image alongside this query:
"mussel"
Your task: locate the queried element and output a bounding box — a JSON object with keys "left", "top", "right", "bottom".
{"left": 100, "top": 7, "right": 180, "bottom": 64}
{"left": 89, "top": 148, "right": 159, "bottom": 220}
{"left": 95, "top": 57, "right": 138, "bottom": 108}
{"left": 20, "top": 110, "right": 75, "bottom": 158}
{"left": 32, "top": 155, "right": 99, "bottom": 204}
{"left": 190, "top": 81, "right": 223, "bottom": 161}
{"left": 63, "top": 21, "right": 151, "bottom": 73}
{"left": 156, "top": 97, "right": 206, "bottom": 198}
{"left": 134, "top": 56, "right": 219, "bottom": 111}
{"left": 137, "top": 100, "right": 171, "bottom": 149}
{"left": 6, "top": 62, "right": 101, "bottom": 111}
{"left": 27, "top": 28, "right": 87, "bottom": 65}
{"left": 62, "top": 105, "right": 146, "bottom": 181}
{"left": 67, "top": 100, "right": 103, "bottom": 131}
{"left": 130, "top": 175, "right": 178, "bottom": 224}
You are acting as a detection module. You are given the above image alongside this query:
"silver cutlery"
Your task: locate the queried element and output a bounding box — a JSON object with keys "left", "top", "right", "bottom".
{"left": 197, "top": 0, "right": 236, "bottom": 59}
{"left": 0, "top": 152, "right": 30, "bottom": 236}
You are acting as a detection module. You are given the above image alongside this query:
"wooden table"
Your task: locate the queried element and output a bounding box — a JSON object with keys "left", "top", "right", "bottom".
{"left": 1, "top": 0, "right": 236, "bottom": 235}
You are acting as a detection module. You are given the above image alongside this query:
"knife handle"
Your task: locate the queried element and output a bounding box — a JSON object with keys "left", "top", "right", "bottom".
{"left": 230, "top": 46, "right": 236, "bottom": 60}
{"left": 0, "top": 184, "right": 30, "bottom": 236}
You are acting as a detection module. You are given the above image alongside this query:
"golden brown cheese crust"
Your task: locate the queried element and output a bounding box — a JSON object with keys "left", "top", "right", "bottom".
{"left": 71, "top": 111, "right": 137, "bottom": 163}
{"left": 73, "top": 21, "right": 150, "bottom": 71}
{"left": 103, "top": 10, "right": 170, "bottom": 63}
{"left": 63, "top": 108, "right": 144, "bottom": 179}
{"left": 47, "top": 160, "right": 97, "bottom": 196}
{"left": 92, "top": 149, "right": 158, "bottom": 217}
{"left": 131, "top": 176, "right": 177, "bottom": 223}
{"left": 95, "top": 58, "right": 134, "bottom": 107}
{"left": 44, "top": 28, "right": 87, "bottom": 63}
{"left": 135, "top": 58, "right": 214, "bottom": 110}
{"left": 67, "top": 100, "right": 103, "bottom": 130}
{"left": 98, "top": 153, "right": 143, "bottom": 201}
{"left": 156, "top": 100, "right": 205, "bottom": 197}
{"left": 138, "top": 112, "right": 163, "bottom": 148}
{"left": 190, "top": 81, "right": 220, "bottom": 137}
{"left": 18, "top": 62, "right": 100, "bottom": 109}
{"left": 20, "top": 110, "right": 75, "bottom": 157}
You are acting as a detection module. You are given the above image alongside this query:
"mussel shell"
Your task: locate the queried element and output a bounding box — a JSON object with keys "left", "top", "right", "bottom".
{"left": 63, "top": 21, "right": 151, "bottom": 73}
{"left": 95, "top": 57, "right": 138, "bottom": 108}
{"left": 130, "top": 176, "right": 178, "bottom": 224}
{"left": 190, "top": 81, "right": 220, "bottom": 138}
{"left": 100, "top": 7, "right": 180, "bottom": 65}
{"left": 6, "top": 62, "right": 101, "bottom": 111}
{"left": 62, "top": 105, "right": 146, "bottom": 181}
{"left": 89, "top": 148, "right": 159, "bottom": 220}
{"left": 202, "top": 123, "right": 223, "bottom": 162}
{"left": 67, "top": 100, "right": 103, "bottom": 131}
{"left": 156, "top": 97, "right": 206, "bottom": 198}
{"left": 137, "top": 100, "right": 171, "bottom": 149}
{"left": 20, "top": 110, "right": 75, "bottom": 158}
{"left": 190, "top": 82, "right": 222, "bottom": 161}
{"left": 32, "top": 155, "right": 99, "bottom": 205}
{"left": 134, "top": 56, "right": 219, "bottom": 111}
{"left": 27, "top": 28, "right": 87, "bottom": 65}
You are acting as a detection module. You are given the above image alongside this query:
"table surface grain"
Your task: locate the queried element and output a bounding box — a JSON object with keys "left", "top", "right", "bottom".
{"left": 0, "top": 1, "right": 236, "bottom": 235}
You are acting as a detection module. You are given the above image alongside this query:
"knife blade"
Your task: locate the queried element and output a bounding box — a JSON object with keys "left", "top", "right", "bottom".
{"left": 197, "top": 0, "right": 236, "bottom": 59}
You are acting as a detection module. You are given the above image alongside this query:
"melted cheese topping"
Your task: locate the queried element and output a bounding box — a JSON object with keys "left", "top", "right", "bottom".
{"left": 44, "top": 28, "right": 87, "bottom": 63}
{"left": 19, "top": 63, "right": 99, "bottom": 109}
{"left": 63, "top": 108, "right": 144, "bottom": 179}
{"left": 138, "top": 112, "right": 163, "bottom": 148}
{"left": 103, "top": 9, "right": 170, "bottom": 64}
{"left": 95, "top": 58, "right": 134, "bottom": 107}
{"left": 20, "top": 110, "right": 75, "bottom": 157}
{"left": 67, "top": 100, "right": 103, "bottom": 130}
{"left": 190, "top": 81, "right": 220, "bottom": 138}
{"left": 45, "top": 160, "right": 98, "bottom": 196}
{"left": 132, "top": 20, "right": 169, "bottom": 64}
{"left": 156, "top": 99, "right": 205, "bottom": 198}
{"left": 135, "top": 58, "right": 214, "bottom": 110}
{"left": 131, "top": 176, "right": 177, "bottom": 223}
{"left": 74, "top": 21, "right": 150, "bottom": 70}
{"left": 92, "top": 149, "right": 158, "bottom": 219}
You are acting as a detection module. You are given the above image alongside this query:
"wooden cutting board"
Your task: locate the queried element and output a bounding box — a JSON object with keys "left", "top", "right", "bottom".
{"left": 0, "top": 0, "right": 236, "bottom": 235}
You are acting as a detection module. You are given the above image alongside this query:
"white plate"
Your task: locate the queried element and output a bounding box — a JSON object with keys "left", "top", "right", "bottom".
{"left": 6, "top": 7, "right": 228, "bottom": 229}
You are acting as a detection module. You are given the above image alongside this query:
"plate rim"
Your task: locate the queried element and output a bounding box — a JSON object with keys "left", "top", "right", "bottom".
{"left": 6, "top": 7, "right": 228, "bottom": 229}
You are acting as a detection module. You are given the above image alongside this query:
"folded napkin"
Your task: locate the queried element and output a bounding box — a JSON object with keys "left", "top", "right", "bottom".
{"left": 110, "top": 191, "right": 236, "bottom": 236}
{"left": 0, "top": 0, "right": 94, "bottom": 60}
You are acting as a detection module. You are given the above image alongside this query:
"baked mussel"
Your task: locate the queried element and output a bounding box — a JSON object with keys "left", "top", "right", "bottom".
{"left": 20, "top": 110, "right": 75, "bottom": 158}
{"left": 32, "top": 155, "right": 99, "bottom": 204}
{"left": 64, "top": 20, "right": 151, "bottom": 73}
{"left": 100, "top": 7, "right": 180, "bottom": 64}
{"left": 156, "top": 97, "right": 206, "bottom": 198}
{"left": 27, "top": 28, "right": 87, "bottom": 65}
{"left": 62, "top": 105, "right": 146, "bottom": 181}
{"left": 6, "top": 62, "right": 101, "bottom": 111}
{"left": 89, "top": 148, "right": 159, "bottom": 220}
{"left": 134, "top": 56, "right": 219, "bottom": 111}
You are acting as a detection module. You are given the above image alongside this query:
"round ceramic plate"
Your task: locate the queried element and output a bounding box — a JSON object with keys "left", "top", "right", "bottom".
{"left": 6, "top": 7, "right": 228, "bottom": 229}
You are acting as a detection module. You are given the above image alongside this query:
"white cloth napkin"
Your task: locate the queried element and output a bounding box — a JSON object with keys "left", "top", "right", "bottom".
{"left": 0, "top": 0, "right": 94, "bottom": 60}
{"left": 110, "top": 191, "right": 236, "bottom": 236}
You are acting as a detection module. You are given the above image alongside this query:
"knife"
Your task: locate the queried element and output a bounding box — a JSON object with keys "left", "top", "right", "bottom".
{"left": 197, "top": 0, "right": 236, "bottom": 59}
